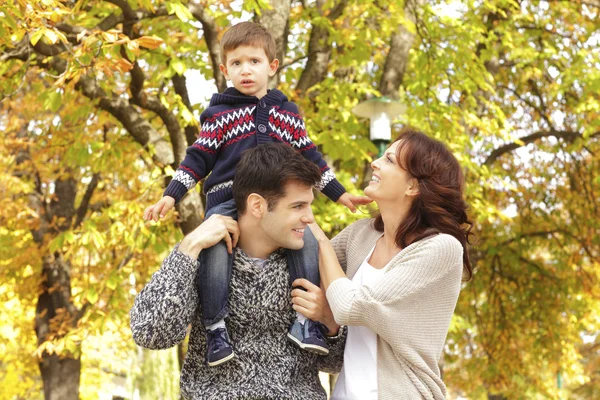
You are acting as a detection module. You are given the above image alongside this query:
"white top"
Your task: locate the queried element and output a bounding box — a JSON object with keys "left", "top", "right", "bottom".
{"left": 331, "top": 247, "right": 385, "bottom": 400}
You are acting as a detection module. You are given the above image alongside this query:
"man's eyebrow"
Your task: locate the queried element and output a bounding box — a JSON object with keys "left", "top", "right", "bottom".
{"left": 289, "top": 201, "right": 310, "bottom": 207}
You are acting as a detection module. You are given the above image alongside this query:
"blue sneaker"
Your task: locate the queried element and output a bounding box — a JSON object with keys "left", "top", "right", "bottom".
{"left": 287, "top": 319, "right": 329, "bottom": 355}
{"left": 206, "top": 327, "right": 235, "bottom": 366}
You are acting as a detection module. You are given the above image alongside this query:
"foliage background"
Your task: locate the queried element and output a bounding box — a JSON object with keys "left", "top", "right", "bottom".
{"left": 1, "top": 0, "right": 599, "bottom": 399}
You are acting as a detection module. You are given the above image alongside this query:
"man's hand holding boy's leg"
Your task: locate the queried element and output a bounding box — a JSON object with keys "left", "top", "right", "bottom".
{"left": 178, "top": 214, "right": 240, "bottom": 260}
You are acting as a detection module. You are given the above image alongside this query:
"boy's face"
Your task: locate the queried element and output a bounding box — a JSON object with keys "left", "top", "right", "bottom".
{"left": 220, "top": 45, "right": 279, "bottom": 99}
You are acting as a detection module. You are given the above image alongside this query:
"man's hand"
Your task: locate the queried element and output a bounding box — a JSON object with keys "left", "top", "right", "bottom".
{"left": 336, "top": 192, "right": 372, "bottom": 213}
{"left": 178, "top": 215, "right": 240, "bottom": 259}
{"left": 144, "top": 196, "right": 176, "bottom": 221}
{"left": 291, "top": 278, "right": 339, "bottom": 336}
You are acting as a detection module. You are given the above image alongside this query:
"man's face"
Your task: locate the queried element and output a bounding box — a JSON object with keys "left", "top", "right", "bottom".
{"left": 258, "top": 181, "right": 315, "bottom": 251}
{"left": 220, "top": 45, "right": 278, "bottom": 99}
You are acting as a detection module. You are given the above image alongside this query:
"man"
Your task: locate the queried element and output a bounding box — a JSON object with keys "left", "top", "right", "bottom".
{"left": 130, "top": 143, "right": 345, "bottom": 399}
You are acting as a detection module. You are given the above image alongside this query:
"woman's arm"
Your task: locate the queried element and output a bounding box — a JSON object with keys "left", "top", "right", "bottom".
{"left": 308, "top": 222, "right": 349, "bottom": 290}
{"left": 326, "top": 234, "right": 463, "bottom": 329}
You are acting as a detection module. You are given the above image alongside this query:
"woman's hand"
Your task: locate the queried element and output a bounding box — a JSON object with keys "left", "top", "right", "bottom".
{"left": 308, "top": 222, "right": 329, "bottom": 243}
{"left": 291, "top": 278, "right": 339, "bottom": 336}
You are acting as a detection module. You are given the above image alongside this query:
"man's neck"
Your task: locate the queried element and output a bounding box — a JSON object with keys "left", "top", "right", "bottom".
{"left": 236, "top": 215, "right": 278, "bottom": 259}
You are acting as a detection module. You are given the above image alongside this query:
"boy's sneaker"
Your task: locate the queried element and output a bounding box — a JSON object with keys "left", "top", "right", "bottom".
{"left": 287, "top": 319, "right": 329, "bottom": 355}
{"left": 206, "top": 327, "right": 235, "bottom": 366}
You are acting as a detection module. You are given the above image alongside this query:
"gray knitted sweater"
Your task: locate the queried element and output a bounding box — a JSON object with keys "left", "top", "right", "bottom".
{"left": 130, "top": 245, "right": 346, "bottom": 400}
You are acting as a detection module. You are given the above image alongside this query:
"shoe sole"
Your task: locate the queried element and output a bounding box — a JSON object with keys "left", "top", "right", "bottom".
{"left": 207, "top": 352, "right": 235, "bottom": 367}
{"left": 287, "top": 333, "right": 330, "bottom": 355}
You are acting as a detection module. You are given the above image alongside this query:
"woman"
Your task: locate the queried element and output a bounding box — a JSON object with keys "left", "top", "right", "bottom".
{"left": 291, "top": 128, "right": 473, "bottom": 399}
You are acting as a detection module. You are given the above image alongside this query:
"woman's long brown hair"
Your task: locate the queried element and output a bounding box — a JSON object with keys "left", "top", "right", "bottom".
{"left": 373, "top": 128, "right": 475, "bottom": 280}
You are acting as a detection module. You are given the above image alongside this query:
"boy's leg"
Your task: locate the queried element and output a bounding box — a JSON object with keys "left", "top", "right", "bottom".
{"left": 287, "top": 226, "right": 320, "bottom": 286}
{"left": 286, "top": 228, "right": 329, "bottom": 355}
{"left": 197, "top": 198, "right": 237, "bottom": 366}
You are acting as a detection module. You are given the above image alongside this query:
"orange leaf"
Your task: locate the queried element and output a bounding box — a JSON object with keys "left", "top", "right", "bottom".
{"left": 136, "top": 35, "right": 164, "bottom": 49}
{"left": 115, "top": 58, "right": 133, "bottom": 73}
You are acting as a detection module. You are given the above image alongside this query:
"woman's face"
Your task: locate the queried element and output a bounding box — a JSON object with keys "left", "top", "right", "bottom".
{"left": 364, "top": 141, "right": 419, "bottom": 204}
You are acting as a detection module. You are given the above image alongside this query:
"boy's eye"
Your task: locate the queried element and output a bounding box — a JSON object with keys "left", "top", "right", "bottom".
{"left": 252, "top": 59, "right": 260, "bottom": 64}
{"left": 233, "top": 61, "right": 240, "bottom": 66}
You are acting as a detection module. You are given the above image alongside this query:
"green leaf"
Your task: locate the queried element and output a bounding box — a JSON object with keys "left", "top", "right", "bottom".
{"left": 30, "top": 30, "right": 44, "bottom": 46}
{"left": 166, "top": 1, "right": 193, "bottom": 22}
{"left": 44, "top": 91, "right": 62, "bottom": 112}
{"left": 86, "top": 287, "right": 99, "bottom": 304}
{"left": 170, "top": 58, "right": 186, "bottom": 75}
{"left": 106, "top": 273, "right": 119, "bottom": 290}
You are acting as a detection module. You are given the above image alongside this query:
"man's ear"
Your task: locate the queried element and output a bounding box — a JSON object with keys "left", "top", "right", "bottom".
{"left": 406, "top": 178, "right": 420, "bottom": 197}
{"left": 246, "top": 193, "right": 266, "bottom": 217}
{"left": 219, "top": 64, "right": 229, "bottom": 80}
{"left": 268, "top": 58, "right": 279, "bottom": 77}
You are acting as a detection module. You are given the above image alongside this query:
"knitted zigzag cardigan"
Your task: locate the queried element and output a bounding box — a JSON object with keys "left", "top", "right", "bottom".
{"left": 164, "top": 87, "right": 346, "bottom": 210}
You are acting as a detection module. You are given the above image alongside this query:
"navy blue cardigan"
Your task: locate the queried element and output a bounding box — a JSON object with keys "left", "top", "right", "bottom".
{"left": 164, "top": 87, "right": 346, "bottom": 210}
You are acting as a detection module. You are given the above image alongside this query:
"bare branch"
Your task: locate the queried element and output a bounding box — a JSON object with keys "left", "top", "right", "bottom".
{"left": 279, "top": 54, "right": 308, "bottom": 70}
{"left": 296, "top": 0, "right": 348, "bottom": 95}
{"left": 74, "top": 173, "right": 100, "bottom": 229}
{"left": 484, "top": 130, "right": 600, "bottom": 166}
{"left": 256, "top": 0, "right": 292, "bottom": 87}
{"left": 172, "top": 73, "right": 200, "bottom": 146}
{"left": 379, "top": 0, "right": 423, "bottom": 99}
{"left": 189, "top": 1, "right": 227, "bottom": 92}
{"left": 75, "top": 72, "right": 174, "bottom": 165}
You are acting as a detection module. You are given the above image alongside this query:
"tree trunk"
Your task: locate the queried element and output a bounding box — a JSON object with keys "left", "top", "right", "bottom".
{"left": 35, "top": 253, "right": 82, "bottom": 400}
{"left": 38, "top": 354, "right": 81, "bottom": 400}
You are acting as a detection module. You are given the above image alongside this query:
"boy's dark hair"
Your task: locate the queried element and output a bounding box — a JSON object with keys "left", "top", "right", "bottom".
{"left": 233, "top": 143, "right": 321, "bottom": 214}
{"left": 220, "top": 21, "right": 277, "bottom": 64}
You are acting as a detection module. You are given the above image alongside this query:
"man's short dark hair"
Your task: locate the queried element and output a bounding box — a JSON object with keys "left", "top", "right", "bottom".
{"left": 233, "top": 143, "right": 322, "bottom": 214}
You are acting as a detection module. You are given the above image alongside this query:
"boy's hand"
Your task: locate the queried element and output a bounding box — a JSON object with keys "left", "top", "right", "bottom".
{"left": 336, "top": 192, "right": 373, "bottom": 213}
{"left": 144, "top": 196, "right": 176, "bottom": 221}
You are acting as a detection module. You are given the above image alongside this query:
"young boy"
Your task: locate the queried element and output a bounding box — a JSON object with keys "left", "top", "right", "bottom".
{"left": 144, "top": 21, "right": 369, "bottom": 366}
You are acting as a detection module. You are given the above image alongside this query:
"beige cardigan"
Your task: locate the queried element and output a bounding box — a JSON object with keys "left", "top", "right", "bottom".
{"left": 327, "top": 218, "right": 463, "bottom": 400}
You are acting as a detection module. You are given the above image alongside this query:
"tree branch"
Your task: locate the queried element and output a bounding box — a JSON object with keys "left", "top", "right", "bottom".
{"left": 296, "top": 0, "right": 348, "bottom": 95}
{"left": 498, "top": 81, "right": 554, "bottom": 129}
{"left": 484, "top": 130, "right": 600, "bottom": 166}
{"left": 256, "top": 0, "right": 292, "bottom": 87}
{"left": 189, "top": 1, "right": 227, "bottom": 92}
{"left": 379, "top": 0, "right": 423, "bottom": 99}
{"left": 172, "top": 73, "right": 200, "bottom": 146}
{"left": 74, "top": 173, "right": 100, "bottom": 229}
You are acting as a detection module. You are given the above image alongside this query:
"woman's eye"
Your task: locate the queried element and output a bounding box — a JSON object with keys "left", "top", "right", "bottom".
{"left": 386, "top": 156, "right": 393, "bottom": 163}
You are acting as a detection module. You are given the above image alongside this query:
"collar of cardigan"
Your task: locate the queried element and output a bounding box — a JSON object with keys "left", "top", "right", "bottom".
{"left": 209, "top": 87, "right": 288, "bottom": 107}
